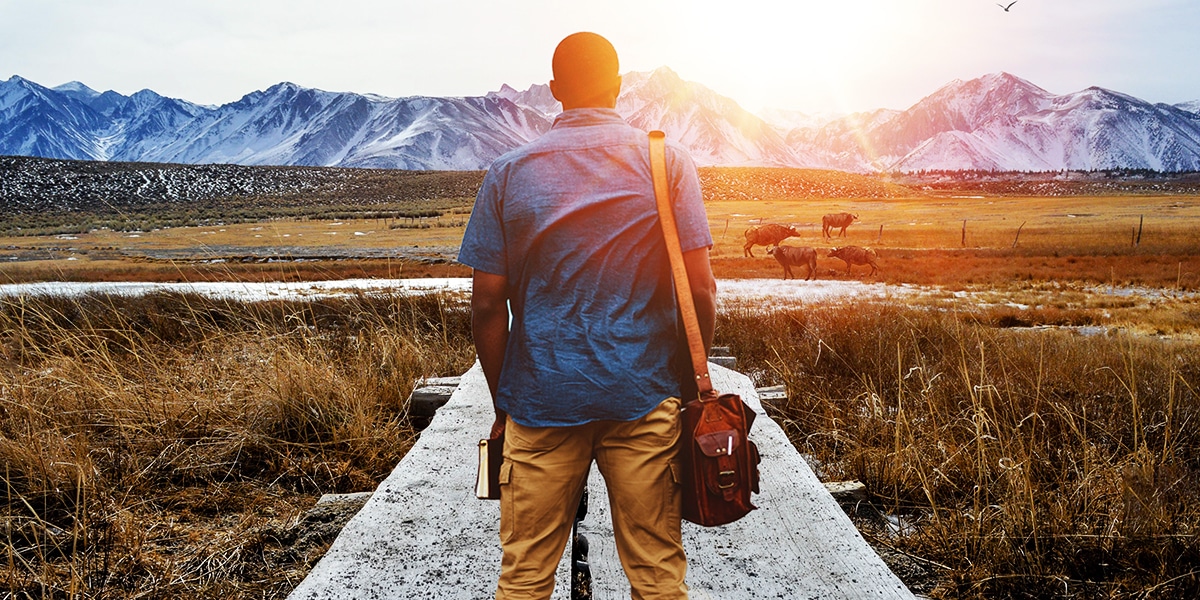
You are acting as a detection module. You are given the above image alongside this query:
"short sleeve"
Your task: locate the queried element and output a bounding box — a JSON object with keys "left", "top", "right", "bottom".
{"left": 667, "top": 144, "right": 713, "bottom": 252}
{"left": 457, "top": 166, "right": 508, "bottom": 275}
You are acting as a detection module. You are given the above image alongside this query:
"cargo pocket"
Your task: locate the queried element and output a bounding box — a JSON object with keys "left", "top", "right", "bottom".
{"left": 498, "top": 461, "right": 514, "bottom": 543}
{"left": 666, "top": 462, "right": 683, "bottom": 543}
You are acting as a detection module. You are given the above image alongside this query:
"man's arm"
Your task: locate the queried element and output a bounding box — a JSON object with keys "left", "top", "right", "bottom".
{"left": 683, "top": 246, "right": 717, "bottom": 354}
{"left": 471, "top": 269, "right": 509, "bottom": 437}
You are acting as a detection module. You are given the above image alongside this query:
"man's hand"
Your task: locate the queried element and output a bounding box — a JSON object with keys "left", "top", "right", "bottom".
{"left": 490, "top": 409, "right": 508, "bottom": 440}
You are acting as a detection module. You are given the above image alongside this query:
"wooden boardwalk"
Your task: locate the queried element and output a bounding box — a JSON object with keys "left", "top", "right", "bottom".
{"left": 288, "top": 363, "right": 916, "bottom": 599}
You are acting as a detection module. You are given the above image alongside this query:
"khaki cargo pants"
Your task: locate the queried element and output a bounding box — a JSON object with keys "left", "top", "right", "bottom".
{"left": 496, "top": 397, "right": 688, "bottom": 600}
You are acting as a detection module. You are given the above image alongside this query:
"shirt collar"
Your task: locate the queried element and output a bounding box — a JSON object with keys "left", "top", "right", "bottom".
{"left": 551, "top": 107, "right": 626, "bottom": 129}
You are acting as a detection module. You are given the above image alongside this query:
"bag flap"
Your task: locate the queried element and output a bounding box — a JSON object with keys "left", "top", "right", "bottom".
{"left": 694, "top": 430, "right": 740, "bottom": 457}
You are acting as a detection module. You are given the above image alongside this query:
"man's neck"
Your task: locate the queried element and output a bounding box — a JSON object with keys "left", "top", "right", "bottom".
{"left": 560, "top": 101, "right": 616, "bottom": 111}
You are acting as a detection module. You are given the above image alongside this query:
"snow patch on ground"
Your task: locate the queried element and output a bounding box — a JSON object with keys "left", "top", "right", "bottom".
{"left": 0, "top": 278, "right": 907, "bottom": 304}
{"left": 1, "top": 279, "right": 1189, "bottom": 307}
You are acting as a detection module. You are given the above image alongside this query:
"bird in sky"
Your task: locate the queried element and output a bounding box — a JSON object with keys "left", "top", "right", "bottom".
{"left": 997, "top": 1, "right": 1017, "bottom": 11}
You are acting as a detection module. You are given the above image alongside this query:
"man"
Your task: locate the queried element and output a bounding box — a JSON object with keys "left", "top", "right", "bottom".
{"left": 458, "top": 31, "right": 716, "bottom": 600}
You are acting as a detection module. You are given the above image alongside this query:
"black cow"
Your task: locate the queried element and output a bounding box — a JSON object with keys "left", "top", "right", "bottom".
{"left": 743, "top": 223, "right": 801, "bottom": 257}
{"left": 767, "top": 245, "right": 817, "bottom": 280}
{"left": 822, "top": 213, "right": 858, "bottom": 239}
{"left": 828, "top": 246, "right": 879, "bottom": 276}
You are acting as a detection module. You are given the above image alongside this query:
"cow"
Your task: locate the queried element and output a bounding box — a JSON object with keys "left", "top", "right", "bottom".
{"left": 743, "top": 223, "right": 801, "bottom": 257}
{"left": 767, "top": 245, "right": 817, "bottom": 280}
{"left": 828, "top": 246, "right": 879, "bottom": 276}
{"left": 822, "top": 212, "right": 858, "bottom": 239}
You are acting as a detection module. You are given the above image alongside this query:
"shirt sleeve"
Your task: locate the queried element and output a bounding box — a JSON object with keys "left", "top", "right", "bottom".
{"left": 667, "top": 143, "right": 713, "bottom": 253}
{"left": 457, "top": 166, "right": 508, "bottom": 276}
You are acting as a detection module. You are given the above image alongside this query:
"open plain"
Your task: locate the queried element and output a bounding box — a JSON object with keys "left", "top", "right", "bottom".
{"left": 2, "top": 163, "right": 1200, "bottom": 598}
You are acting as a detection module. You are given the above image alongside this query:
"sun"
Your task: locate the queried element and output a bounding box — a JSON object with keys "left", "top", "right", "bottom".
{"left": 648, "top": 0, "right": 947, "bottom": 114}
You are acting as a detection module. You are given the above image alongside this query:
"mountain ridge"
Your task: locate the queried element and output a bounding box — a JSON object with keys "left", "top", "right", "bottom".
{"left": 3, "top": 71, "right": 1199, "bottom": 173}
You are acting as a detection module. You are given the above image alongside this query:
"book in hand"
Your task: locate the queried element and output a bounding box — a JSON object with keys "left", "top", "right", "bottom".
{"left": 476, "top": 433, "right": 503, "bottom": 500}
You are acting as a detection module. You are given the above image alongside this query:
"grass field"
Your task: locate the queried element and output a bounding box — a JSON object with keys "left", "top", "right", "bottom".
{"left": 4, "top": 190, "right": 1199, "bottom": 289}
{"left": 3, "top": 289, "right": 1198, "bottom": 598}
{"left": 3, "top": 167, "right": 1200, "bottom": 598}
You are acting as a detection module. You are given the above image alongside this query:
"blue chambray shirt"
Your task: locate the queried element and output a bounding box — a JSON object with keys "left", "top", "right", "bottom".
{"left": 458, "top": 108, "right": 712, "bottom": 427}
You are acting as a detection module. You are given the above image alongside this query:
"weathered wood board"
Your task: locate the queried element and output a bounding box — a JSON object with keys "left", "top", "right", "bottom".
{"left": 288, "top": 362, "right": 915, "bottom": 599}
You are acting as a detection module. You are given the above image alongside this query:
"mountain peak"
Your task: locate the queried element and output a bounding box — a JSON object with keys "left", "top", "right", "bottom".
{"left": 3, "top": 75, "right": 39, "bottom": 90}
{"left": 2, "top": 72, "right": 1199, "bottom": 173}
{"left": 1174, "top": 100, "right": 1200, "bottom": 115}
{"left": 268, "top": 81, "right": 302, "bottom": 93}
{"left": 646, "top": 66, "right": 683, "bottom": 83}
{"left": 952, "top": 72, "right": 1050, "bottom": 96}
{"left": 53, "top": 81, "right": 100, "bottom": 97}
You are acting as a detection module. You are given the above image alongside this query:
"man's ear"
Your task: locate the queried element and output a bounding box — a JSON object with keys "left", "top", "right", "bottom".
{"left": 549, "top": 79, "right": 564, "bottom": 103}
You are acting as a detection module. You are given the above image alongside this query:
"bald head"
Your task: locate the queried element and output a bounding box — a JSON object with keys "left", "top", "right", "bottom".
{"left": 550, "top": 32, "right": 621, "bottom": 110}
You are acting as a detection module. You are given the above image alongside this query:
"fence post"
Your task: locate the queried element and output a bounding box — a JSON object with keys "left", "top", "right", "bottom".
{"left": 1012, "top": 221, "right": 1026, "bottom": 248}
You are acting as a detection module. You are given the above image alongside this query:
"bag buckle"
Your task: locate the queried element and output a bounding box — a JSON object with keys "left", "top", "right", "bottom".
{"left": 718, "top": 470, "right": 736, "bottom": 489}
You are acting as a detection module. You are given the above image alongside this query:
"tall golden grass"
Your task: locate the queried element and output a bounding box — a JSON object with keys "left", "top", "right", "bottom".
{"left": 0, "top": 258, "right": 471, "bottom": 285}
{"left": 1, "top": 292, "right": 475, "bottom": 598}
{"left": 719, "top": 301, "right": 1200, "bottom": 599}
{"left": 4, "top": 290, "right": 1199, "bottom": 598}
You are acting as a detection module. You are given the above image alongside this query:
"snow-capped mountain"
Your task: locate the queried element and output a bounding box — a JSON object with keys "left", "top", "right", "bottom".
{"left": 759, "top": 108, "right": 845, "bottom": 134}
{"left": 1175, "top": 100, "right": 1200, "bottom": 115}
{"left": 3, "top": 71, "right": 1200, "bottom": 172}
{"left": 483, "top": 68, "right": 816, "bottom": 167}
{"left": 0, "top": 76, "right": 111, "bottom": 160}
{"left": 616, "top": 68, "right": 820, "bottom": 167}
{"left": 787, "top": 73, "right": 1200, "bottom": 172}
{"left": 1, "top": 76, "right": 553, "bottom": 170}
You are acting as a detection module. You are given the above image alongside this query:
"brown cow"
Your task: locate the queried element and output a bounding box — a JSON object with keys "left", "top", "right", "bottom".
{"left": 822, "top": 212, "right": 858, "bottom": 239}
{"left": 767, "top": 245, "right": 817, "bottom": 280}
{"left": 743, "top": 223, "right": 801, "bottom": 257}
{"left": 828, "top": 246, "right": 879, "bottom": 276}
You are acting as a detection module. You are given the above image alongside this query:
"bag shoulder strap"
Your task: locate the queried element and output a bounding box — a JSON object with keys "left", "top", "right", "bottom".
{"left": 648, "top": 130, "right": 713, "bottom": 398}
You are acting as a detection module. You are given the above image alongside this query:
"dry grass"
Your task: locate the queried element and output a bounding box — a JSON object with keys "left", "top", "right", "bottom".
{"left": 4, "top": 166, "right": 1200, "bottom": 598}
{"left": 715, "top": 250, "right": 1200, "bottom": 290}
{"left": 5, "top": 182, "right": 1198, "bottom": 292}
{"left": 705, "top": 193, "right": 1200, "bottom": 290}
{"left": 0, "top": 292, "right": 476, "bottom": 598}
{"left": 6, "top": 289, "right": 1197, "bottom": 598}
{"left": 0, "top": 258, "right": 470, "bottom": 285}
{"left": 706, "top": 195, "right": 1200, "bottom": 257}
{"left": 717, "top": 300, "right": 1200, "bottom": 599}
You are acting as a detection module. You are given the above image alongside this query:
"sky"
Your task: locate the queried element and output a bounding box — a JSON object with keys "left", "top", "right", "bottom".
{"left": 2, "top": 0, "right": 1198, "bottom": 116}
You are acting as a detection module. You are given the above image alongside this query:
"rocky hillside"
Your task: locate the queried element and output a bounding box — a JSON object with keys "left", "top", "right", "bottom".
{"left": 0, "top": 155, "right": 484, "bottom": 214}
{"left": 698, "top": 167, "right": 913, "bottom": 201}
{"left": 890, "top": 169, "right": 1200, "bottom": 196}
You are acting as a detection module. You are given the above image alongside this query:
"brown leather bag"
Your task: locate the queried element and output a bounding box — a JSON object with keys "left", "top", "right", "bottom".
{"left": 649, "top": 131, "right": 760, "bottom": 527}
{"left": 678, "top": 391, "right": 761, "bottom": 526}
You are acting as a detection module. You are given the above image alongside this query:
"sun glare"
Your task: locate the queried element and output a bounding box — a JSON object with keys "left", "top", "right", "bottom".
{"left": 667, "top": 1, "right": 916, "bottom": 112}
{"left": 659, "top": 0, "right": 956, "bottom": 114}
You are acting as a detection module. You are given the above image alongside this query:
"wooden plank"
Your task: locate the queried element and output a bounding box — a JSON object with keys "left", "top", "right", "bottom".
{"left": 287, "top": 365, "right": 543, "bottom": 600}
{"left": 579, "top": 365, "right": 913, "bottom": 599}
{"left": 288, "top": 363, "right": 914, "bottom": 600}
